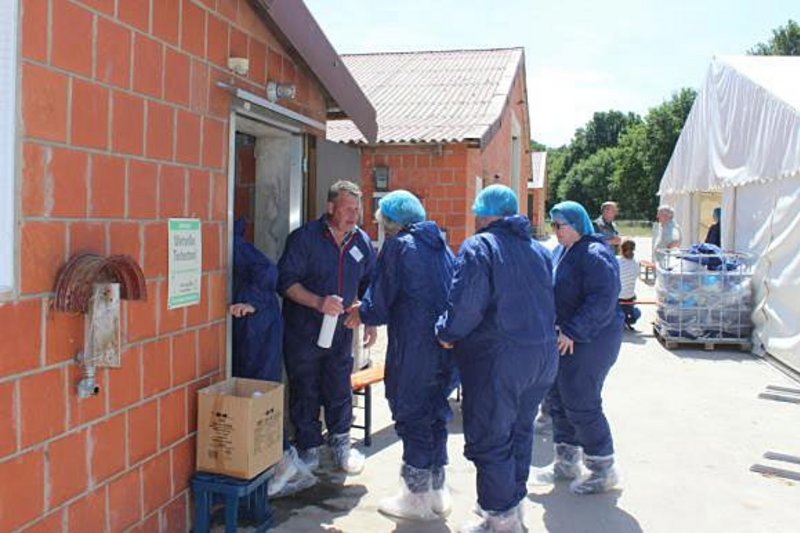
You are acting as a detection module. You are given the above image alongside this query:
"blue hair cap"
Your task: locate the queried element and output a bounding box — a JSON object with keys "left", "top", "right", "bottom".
{"left": 472, "top": 184, "right": 518, "bottom": 217}
{"left": 550, "top": 200, "right": 594, "bottom": 236}
{"left": 378, "top": 190, "right": 426, "bottom": 226}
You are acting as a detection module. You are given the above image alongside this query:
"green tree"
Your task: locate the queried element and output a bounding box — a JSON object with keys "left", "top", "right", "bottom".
{"left": 530, "top": 139, "right": 548, "bottom": 152}
{"left": 611, "top": 88, "right": 697, "bottom": 219}
{"left": 749, "top": 19, "right": 800, "bottom": 56}
{"left": 557, "top": 147, "right": 618, "bottom": 216}
{"left": 545, "top": 147, "right": 569, "bottom": 210}
{"left": 545, "top": 110, "right": 640, "bottom": 211}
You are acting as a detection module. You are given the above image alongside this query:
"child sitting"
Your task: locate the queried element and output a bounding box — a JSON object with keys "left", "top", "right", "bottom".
{"left": 617, "top": 239, "right": 641, "bottom": 330}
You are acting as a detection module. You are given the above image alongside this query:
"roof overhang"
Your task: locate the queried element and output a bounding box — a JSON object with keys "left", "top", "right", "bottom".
{"left": 250, "top": 0, "right": 377, "bottom": 143}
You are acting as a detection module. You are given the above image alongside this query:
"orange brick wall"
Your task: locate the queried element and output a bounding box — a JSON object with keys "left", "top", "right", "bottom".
{"left": 2, "top": 1, "right": 326, "bottom": 532}
{"left": 359, "top": 144, "right": 473, "bottom": 250}
{"left": 476, "top": 64, "right": 532, "bottom": 216}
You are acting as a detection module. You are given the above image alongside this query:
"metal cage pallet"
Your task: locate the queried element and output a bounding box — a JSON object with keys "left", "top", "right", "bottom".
{"left": 653, "top": 248, "right": 754, "bottom": 349}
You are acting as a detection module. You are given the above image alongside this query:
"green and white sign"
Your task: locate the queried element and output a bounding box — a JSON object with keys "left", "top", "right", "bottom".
{"left": 168, "top": 218, "right": 202, "bottom": 309}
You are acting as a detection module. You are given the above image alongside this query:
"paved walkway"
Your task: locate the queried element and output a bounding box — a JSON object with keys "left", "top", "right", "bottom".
{"left": 221, "top": 236, "right": 800, "bottom": 532}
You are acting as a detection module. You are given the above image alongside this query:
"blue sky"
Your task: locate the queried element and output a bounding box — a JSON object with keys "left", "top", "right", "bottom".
{"left": 304, "top": 0, "right": 799, "bottom": 147}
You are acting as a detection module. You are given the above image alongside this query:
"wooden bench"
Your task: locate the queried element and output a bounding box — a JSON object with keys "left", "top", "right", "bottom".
{"left": 619, "top": 300, "right": 657, "bottom": 306}
{"left": 351, "top": 363, "right": 385, "bottom": 447}
{"left": 639, "top": 260, "right": 656, "bottom": 282}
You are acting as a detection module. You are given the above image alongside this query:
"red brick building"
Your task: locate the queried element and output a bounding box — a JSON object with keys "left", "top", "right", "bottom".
{"left": 0, "top": 1, "right": 375, "bottom": 531}
{"left": 327, "top": 48, "right": 543, "bottom": 249}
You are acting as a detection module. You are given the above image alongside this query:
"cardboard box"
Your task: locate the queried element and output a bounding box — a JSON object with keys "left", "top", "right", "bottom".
{"left": 196, "top": 378, "right": 283, "bottom": 479}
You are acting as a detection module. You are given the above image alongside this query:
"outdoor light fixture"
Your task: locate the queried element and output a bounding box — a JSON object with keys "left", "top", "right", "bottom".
{"left": 227, "top": 57, "right": 250, "bottom": 76}
{"left": 266, "top": 81, "right": 296, "bottom": 102}
{"left": 373, "top": 165, "right": 389, "bottom": 191}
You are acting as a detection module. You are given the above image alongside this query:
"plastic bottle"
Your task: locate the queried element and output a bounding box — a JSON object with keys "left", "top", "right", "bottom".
{"left": 317, "top": 295, "right": 342, "bottom": 349}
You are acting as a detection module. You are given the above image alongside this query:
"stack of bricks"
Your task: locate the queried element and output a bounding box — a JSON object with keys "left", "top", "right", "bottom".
{"left": 1, "top": 1, "right": 326, "bottom": 532}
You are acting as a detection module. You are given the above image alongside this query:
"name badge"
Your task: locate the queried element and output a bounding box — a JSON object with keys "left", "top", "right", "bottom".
{"left": 349, "top": 246, "right": 364, "bottom": 263}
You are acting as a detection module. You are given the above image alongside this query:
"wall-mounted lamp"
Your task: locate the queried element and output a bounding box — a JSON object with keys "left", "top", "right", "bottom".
{"left": 373, "top": 165, "right": 390, "bottom": 191}
{"left": 228, "top": 57, "right": 250, "bottom": 76}
{"left": 266, "top": 81, "right": 296, "bottom": 102}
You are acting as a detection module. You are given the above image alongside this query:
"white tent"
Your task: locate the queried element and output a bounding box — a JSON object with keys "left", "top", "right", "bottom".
{"left": 658, "top": 56, "right": 800, "bottom": 371}
{"left": 659, "top": 55, "right": 800, "bottom": 373}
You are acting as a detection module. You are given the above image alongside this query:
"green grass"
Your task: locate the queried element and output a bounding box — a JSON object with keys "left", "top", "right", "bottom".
{"left": 616, "top": 220, "right": 654, "bottom": 237}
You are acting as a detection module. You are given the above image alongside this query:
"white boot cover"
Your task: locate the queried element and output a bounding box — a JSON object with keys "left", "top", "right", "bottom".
{"left": 570, "top": 454, "right": 619, "bottom": 495}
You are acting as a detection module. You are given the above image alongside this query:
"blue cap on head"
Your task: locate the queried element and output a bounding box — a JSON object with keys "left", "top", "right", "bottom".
{"left": 713, "top": 207, "right": 721, "bottom": 221}
{"left": 378, "top": 190, "right": 426, "bottom": 227}
{"left": 550, "top": 201, "right": 594, "bottom": 236}
{"left": 472, "top": 184, "right": 518, "bottom": 217}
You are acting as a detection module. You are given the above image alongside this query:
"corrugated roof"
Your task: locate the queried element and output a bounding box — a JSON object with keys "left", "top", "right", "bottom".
{"left": 327, "top": 48, "right": 523, "bottom": 144}
{"left": 529, "top": 151, "right": 546, "bottom": 189}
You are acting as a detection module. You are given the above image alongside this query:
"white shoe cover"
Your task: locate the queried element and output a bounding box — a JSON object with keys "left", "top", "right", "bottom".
{"left": 338, "top": 446, "right": 365, "bottom": 475}
{"left": 298, "top": 446, "right": 321, "bottom": 472}
{"left": 268, "top": 447, "right": 318, "bottom": 498}
{"left": 459, "top": 506, "right": 523, "bottom": 533}
{"left": 570, "top": 454, "right": 619, "bottom": 495}
{"left": 530, "top": 442, "right": 583, "bottom": 485}
{"left": 379, "top": 486, "right": 437, "bottom": 521}
{"left": 431, "top": 486, "right": 452, "bottom": 515}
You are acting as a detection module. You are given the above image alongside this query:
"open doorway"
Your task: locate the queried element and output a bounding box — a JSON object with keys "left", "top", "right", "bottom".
{"left": 226, "top": 113, "right": 306, "bottom": 376}
{"left": 231, "top": 115, "right": 304, "bottom": 262}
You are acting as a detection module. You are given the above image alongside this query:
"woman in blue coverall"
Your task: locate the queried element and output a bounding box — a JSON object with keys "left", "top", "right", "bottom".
{"left": 230, "top": 219, "right": 317, "bottom": 497}
{"left": 546, "top": 200, "right": 623, "bottom": 494}
{"left": 347, "top": 190, "right": 456, "bottom": 520}
{"left": 436, "top": 185, "right": 558, "bottom": 533}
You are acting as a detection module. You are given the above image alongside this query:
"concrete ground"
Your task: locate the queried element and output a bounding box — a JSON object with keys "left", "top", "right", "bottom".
{"left": 227, "top": 236, "right": 800, "bottom": 532}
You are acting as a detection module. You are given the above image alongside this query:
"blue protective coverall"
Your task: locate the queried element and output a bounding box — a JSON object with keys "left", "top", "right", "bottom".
{"left": 550, "top": 233, "right": 623, "bottom": 457}
{"left": 435, "top": 215, "right": 558, "bottom": 513}
{"left": 231, "top": 220, "right": 283, "bottom": 383}
{"left": 277, "top": 216, "right": 376, "bottom": 450}
{"left": 359, "top": 221, "right": 456, "bottom": 470}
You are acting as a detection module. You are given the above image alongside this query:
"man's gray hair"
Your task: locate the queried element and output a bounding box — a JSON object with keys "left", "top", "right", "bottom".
{"left": 327, "top": 180, "right": 362, "bottom": 202}
{"left": 601, "top": 201, "right": 618, "bottom": 212}
{"left": 657, "top": 205, "right": 675, "bottom": 217}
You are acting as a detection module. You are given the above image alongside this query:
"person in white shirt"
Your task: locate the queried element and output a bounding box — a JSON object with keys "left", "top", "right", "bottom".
{"left": 617, "top": 239, "right": 641, "bottom": 330}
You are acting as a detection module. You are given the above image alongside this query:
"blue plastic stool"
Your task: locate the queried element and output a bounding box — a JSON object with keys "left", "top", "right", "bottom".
{"left": 191, "top": 470, "right": 272, "bottom": 533}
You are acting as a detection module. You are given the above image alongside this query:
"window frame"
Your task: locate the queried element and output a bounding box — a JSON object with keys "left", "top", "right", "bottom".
{"left": 0, "top": 0, "right": 19, "bottom": 298}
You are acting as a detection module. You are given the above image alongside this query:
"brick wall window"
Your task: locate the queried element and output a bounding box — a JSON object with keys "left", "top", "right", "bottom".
{"left": 0, "top": 1, "right": 18, "bottom": 295}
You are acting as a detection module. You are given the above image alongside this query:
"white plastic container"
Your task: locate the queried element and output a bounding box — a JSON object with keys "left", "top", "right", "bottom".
{"left": 317, "top": 295, "right": 342, "bottom": 349}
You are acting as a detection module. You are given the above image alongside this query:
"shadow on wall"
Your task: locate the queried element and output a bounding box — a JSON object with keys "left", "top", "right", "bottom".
{"left": 529, "top": 486, "right": 643, "bottom": 533}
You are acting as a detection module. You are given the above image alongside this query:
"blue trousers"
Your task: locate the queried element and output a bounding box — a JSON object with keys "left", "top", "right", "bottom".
{"left": 549, "top": 324, "right": 622, "bottom": 456}
{"left": 459, "top": 343, "right": 557, "bottom": 512}
{"left": 284, "top": 326, "right": 353, "bottom": 450}
{"left": 392, "top": 389, "right": 451, "bottom": 470}
{"left": 618, "top": 299, "right": 641, "bottom": 326}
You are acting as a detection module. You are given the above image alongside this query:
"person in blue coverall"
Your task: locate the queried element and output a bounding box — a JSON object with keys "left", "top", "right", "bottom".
{"left": 345, "top": 190, "right": 456, "bottom": 520}
{"left": 435, "top": 184, "right": 558, "bottom": 533}
{"left": 545, "top": 200, "right": 623, "bottom": 494}
{"left": 277, "top": 180, "right": 377, "bottom": 475}
{"left": 229, "top": 219, "right": 316, "bottom": 497}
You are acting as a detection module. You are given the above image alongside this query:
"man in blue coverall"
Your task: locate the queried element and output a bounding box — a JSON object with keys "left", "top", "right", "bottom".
{"left": 436, "top": 184, "right": 558, "bottom": 533}
{"left": 278, "top": 180, "right": 377, "bottom": 474}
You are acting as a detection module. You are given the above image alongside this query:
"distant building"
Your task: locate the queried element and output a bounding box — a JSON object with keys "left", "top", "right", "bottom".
{"left": 327, "top": 48, "right": 537, "bottom": 249}
{"left": 529, "top": 151, "right": 548, "bottom": 236}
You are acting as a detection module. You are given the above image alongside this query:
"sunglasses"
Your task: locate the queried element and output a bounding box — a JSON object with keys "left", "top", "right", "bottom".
{"left": 550, "top": 221, "right": 571, "bottom": 230}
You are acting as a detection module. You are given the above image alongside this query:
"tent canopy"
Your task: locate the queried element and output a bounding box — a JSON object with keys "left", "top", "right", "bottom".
{"left": 659, "top": 56, "right": 800, "bottom": 195}
{"left": 658, "top": 55, "right": 800, "bottom": 374}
